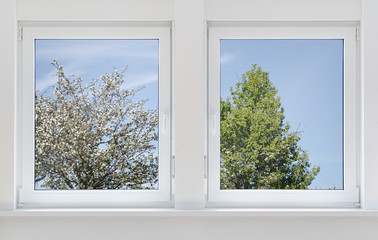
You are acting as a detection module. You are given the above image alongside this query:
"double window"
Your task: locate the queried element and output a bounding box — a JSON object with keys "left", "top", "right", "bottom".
{"left": 18, "top": 24, "right": 359, "bottom": 208}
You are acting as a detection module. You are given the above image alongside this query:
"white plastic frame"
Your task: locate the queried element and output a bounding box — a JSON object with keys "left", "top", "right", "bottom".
{"left": 207, "top": 26, "right": 359, "bottom": 208}
{"left": 18, "top": 26, "right": 172, "bottom": 208}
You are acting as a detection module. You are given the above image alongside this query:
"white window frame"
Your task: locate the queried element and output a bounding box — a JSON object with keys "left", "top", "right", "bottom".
{"left": 207, "top": 26, "right": 359, "bottom": 208}
{"left": 18, "top": 25, "right": 172, "bottom": 208}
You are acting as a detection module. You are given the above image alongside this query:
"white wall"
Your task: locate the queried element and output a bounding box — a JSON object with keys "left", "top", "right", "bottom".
{"left": 206, "top": 0, "right": 361, "bottom": 20}
{"left": 16, "top": 0, "right": 174, "bottom": 20}
{"left": 2, "top": 0, "right": 378, "bottom": 239}
{"left": 1, "top": 216, "right": 378, "bottom": 240}
{"left": 0, "top": 0, "right": 16, "bottom": 211}
{"left": 361, "top": 0, "right": 378, "bottom": 210}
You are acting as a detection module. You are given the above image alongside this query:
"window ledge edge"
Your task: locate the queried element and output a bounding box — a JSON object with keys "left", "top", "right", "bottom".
{"left": 0, "top": 208, "right": 377, "bottom": 217}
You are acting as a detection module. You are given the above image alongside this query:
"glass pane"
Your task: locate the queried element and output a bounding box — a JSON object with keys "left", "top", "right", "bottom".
{"left": 220, "top": 39, "right": 343, "bottom": 190}
{"left": 34, "top": 39, "right": 159, "bottom": 190}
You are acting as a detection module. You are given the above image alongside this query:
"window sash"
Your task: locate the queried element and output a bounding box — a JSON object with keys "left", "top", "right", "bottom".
{"left": 207, "top": 27, "right": 359, "bottom": 207}
{"left": 19, "top": 26, "right": 172, "bottom": 208}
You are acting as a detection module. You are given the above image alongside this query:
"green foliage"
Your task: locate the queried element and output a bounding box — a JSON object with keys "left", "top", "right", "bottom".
{"left": 35, "top": 60, "right": 158, "bottom": 190}
{"left": 220, "top": 65, "right": 320, "bottom": 189}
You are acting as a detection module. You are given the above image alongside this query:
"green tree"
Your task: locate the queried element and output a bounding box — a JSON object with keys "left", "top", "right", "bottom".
{"left": 35, "top": 60, "right": 158, "bottom": 190}
{"left": 220, "top": 65, "right": 320, "bottom": 189}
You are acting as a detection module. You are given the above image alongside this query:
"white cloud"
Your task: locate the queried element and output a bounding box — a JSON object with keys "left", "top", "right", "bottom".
{"left": 36, "top": 41, "right": 157, "bottom": 64}
{"left": 36, "top": 69, "right": 57, "bottom": 92}
{"left": 35, "top": 40, "right": 159, "bottom": 92}
{"left": 36, "top": 64, "right": 86, "bottom": 92}
{"left": 123, "top": 73, "right": 158, "bottom": 90}
{"left": 220, "top": 53, "right": 235, "bottom": 64}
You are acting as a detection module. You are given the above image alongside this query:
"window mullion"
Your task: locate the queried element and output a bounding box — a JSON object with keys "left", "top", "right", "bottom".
{"left": 173, "top": 0, "right": 206, "bottom": 210}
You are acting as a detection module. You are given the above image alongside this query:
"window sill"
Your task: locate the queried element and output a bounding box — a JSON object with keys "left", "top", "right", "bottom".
{"left": 1, "top": 208, "right": 378, "bottom": 217}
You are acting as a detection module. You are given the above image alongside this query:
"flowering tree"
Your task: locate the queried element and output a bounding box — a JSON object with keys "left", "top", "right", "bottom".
{"left": 35, "top": 60, "right": 158, "bottom": 190}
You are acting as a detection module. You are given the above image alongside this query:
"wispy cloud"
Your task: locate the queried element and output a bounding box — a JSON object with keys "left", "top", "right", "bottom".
{"left": 36, "top": 63, "right": 86, "bottom": 92}
{"left": 123, "top": 73, "right": 158, "bottom": 90}
{"left": 220, "top": 53, "right": 235, "bottom": 64}
{"left": 36, "top": 69, "right": 57, "bottom": 92}
{"left": 35, "top": 40, "right": 159, "bottom": 92}
{"left": 36, "top": 40, "right": 158, "bottom": 63}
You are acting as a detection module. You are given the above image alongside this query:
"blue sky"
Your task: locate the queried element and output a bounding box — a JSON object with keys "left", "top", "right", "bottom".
{"left": 35, "top": 39, "right": 159, "bottom": 110}
{"left": 220, "top": 39, "right": 344, "bottom": 189}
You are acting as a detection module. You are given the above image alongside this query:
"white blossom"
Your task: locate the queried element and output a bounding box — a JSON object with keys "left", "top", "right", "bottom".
{"left": 35, "top": 60, "right": 158, "bottom": 190}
